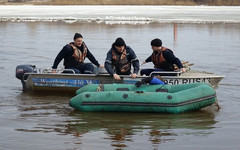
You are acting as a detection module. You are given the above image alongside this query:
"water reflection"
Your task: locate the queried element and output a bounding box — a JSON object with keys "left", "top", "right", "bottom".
{"left": 174, "top": 23, "right": 178, "bottom": 47}
{"left": 65, "top": 110, "right": 218, "bottom": 147}
{"left": 15, "top": 92, "right": 218, "bottom": 148}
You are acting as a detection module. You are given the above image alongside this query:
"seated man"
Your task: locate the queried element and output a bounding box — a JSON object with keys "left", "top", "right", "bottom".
{"left": 104, "top": 37, "right": 140, "bottom": 80}
{"left": 52, "top": 33, "right": 104, "bottom": 74}
{"left": 141, "top": 38, "right": 186, "bottom": 76}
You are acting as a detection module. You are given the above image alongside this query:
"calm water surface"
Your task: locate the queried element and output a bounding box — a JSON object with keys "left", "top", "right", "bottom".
{"left": 0, "top": 21, "right": 240, "bottom": 150}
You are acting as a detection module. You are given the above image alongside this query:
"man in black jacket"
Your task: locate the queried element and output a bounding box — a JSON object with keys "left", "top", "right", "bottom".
{"left": 104, "top": 37, "right": 139, "bottom": 80}
{"left": 52, "top": 33, "right": 104, "bottom": 74}
{"left": 141, "top": 38, "right": 186, "bottom": 76}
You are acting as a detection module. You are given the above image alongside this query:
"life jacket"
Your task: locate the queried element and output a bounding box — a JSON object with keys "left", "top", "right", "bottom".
{"left": 151, "top": 47, "right": 174, "bottom": 71}
{"left": 70, "top": 42, "right": 87, "bottom": 63}
{"left": 112, "top": 48, "right": 131, "bottom": 73}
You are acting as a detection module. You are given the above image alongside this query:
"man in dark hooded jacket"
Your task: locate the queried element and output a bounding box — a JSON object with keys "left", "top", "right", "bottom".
{"left": 105, "top": 37, "right": 139, "bottom": 80}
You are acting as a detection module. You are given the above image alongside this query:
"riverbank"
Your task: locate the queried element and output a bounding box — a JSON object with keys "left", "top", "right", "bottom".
{"left": 1, "top": 0, "right": 240, "bottom": 6}
{"left": 1, "top": 5, "right": 239, "bottom": 24}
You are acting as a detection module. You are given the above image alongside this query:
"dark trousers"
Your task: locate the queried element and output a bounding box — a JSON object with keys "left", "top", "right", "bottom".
{"left": 64, "top": 63, "right": 94, "bottom": 74}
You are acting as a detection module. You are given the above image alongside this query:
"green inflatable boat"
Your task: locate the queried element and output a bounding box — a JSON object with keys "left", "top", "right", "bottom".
{"left": 69, "top": 83, "right": 216, "bottom": 114}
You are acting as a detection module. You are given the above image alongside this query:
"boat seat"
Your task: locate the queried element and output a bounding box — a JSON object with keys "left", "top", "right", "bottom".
{"left": 150, "top": 71, "right": 182, "bottom": 76}
{"left": 93, "top": 67, "right": 109, "bottom": 75}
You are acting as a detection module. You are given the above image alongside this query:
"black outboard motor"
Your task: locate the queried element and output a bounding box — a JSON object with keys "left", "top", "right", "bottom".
{"left": 16, "top": 64, "right": 37, "bottom": 80}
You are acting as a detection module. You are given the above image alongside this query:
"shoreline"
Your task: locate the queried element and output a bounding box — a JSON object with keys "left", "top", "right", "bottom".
{"left": 1, "top": 5, "right": 239, "bottom": 24}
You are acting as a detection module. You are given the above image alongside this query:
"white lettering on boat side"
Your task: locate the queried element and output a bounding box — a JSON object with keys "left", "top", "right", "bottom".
{"left": 164, "top": 78, "right": 211, "bottom": 85}
{"left": 32, "top": 78, "right": 99, "bottom": 87}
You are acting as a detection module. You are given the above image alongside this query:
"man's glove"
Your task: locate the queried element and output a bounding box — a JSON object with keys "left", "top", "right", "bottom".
{"left": 135, "top": 77, "right": 153, "bottom": 87}
{"left": 135, "top": 81, "right": 143, "bottom": 87}
{"left": 141, "top": 76, "right": 152, "bottom": 84}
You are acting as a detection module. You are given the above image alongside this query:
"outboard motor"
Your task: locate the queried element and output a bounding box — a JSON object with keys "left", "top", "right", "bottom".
{"left": 16, "top": 64, "right": 37, "bottom": 80}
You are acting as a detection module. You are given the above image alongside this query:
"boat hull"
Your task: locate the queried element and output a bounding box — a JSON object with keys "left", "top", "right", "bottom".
{"left": 69, "top": 83, "right": 216, "bottom": 114}
{"left": 20, "top": 70, "right": 223, "bottom": 93}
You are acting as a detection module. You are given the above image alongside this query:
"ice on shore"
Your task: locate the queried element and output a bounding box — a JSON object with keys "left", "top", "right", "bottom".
{"left": 0, "top": 5, "right": 240, "bottom": 24}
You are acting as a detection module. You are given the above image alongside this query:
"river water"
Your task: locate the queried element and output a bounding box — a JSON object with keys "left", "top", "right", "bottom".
{"left": 0, "top": 5, "right": 240, "bottom": 150}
